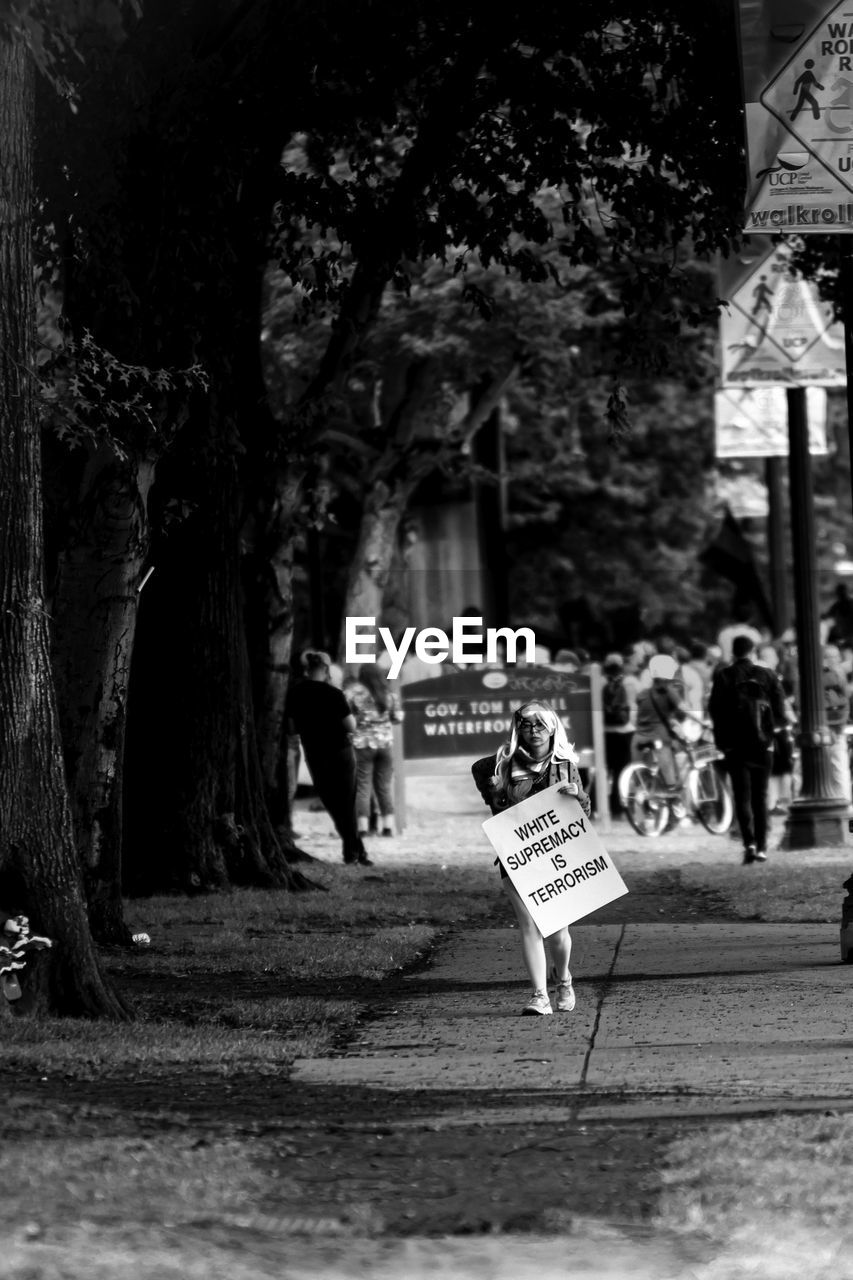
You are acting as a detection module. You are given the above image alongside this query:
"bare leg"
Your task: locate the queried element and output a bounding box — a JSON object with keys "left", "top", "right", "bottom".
{"left": 545, "top": 927, "right": 572, "bottom": 981}
{"left": 502, "top": 879, "right": 547, "bottom": 990}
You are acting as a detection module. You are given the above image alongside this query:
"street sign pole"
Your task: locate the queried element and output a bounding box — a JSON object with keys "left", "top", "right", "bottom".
{"left": 734, "top": 1, "right": 852, "bottom": 856}
{"left": 843, "top": 244, "right": 853, "bottom": 518}
{"left": 781, "top": 388, "right": 848, "bottom": 847}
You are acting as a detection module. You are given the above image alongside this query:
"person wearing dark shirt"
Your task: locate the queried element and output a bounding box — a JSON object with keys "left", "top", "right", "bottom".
{"left": 285, "top": 650, "right": 370, "bottom": 866}
{"left": 709, "top": 634, "right": 786, "bottom": 865}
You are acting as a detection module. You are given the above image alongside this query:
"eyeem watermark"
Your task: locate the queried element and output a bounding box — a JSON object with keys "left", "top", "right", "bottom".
{"left": 345, "top": 616, "right": 536, "bottom": 680}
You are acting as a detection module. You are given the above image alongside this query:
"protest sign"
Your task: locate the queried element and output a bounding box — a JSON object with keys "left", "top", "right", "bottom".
{"left": 482, "top": 783, "right": 627, "bottom": 935}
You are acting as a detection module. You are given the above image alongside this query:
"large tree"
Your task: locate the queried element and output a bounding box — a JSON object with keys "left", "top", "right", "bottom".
{"left": 39, "top": 0, "right": 325, "bottom": 899}
{"left": 0, "top": 14, "right": 128, "bottom": 1016}
{"left": 42, "top": 1, "right": 750, "bottom": 904}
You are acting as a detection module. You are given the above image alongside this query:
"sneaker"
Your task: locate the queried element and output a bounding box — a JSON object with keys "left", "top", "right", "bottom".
{"left": 522, "top": 990, "right": 552, "bottom": 1016}
{"left": 555, "top": 977, "right": 576, "bottom": 1012}
{"left": 754, "top": 848, "right": 768, "bottom": 862}
{"left": 357, "top": 854, "right": 374, "bottom": 867}
{"left": 743, "top": 844, "right": 757, "bottom": 864}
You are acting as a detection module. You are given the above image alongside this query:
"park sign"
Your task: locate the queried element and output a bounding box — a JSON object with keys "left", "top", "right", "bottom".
{"left": 718, "top": 238, "right": 845, "bottom": 386}
{"left": 737, "top": 0, "right": 853, "bottom": 233}
{"left": 401, "top": 666, "right": 594, "bottom": 764}
{"left": 482, "top": 785, "right": 628, "bottom": 935}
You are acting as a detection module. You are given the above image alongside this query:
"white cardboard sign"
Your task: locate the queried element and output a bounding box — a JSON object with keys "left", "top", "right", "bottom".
{"left": 483, "top": 784, "right": 628, "bottom": 935}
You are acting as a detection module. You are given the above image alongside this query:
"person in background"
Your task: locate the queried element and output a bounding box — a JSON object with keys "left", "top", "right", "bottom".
{"left": 632, "top": 654, "right": 706, "bottom": 791}
{"left": 822, "top": 644, "right": 852, "bottom": 808}
{"left": 471, "top": 702, "right": 590, "bottom": 1017}
{"left": 551, "top": 649, "right": 580, "bottom": 674}
{"left": 620, "top": 646, "right": 643, "bottom": 717}
{"left": 824, "top": 583, "right": 853, "bottom": 648}
{"left": 285, "top": 649, "right": 370, "bottom": 866}
{"left": 683, "top": 640, "right": 715, "bottom": 718}
{"left": 601, "top": 653, "right": 633, "bottom": 819}
{"left": 756, "top": 641, "right": 796, "bottom": 814}
{"left": 675, "top": 644, "right": 705, "bottom": 722}
{"left": 709, "top": 634, "right": 786, "bottom": 865}
{"left": 344, "top": 665, "right": 404, "bottom": 839}
{"left": 717, "top": 616, "right": 765, "bottom": 664}
{"left": 634, "top": 641, "right": 657, "bottom": 692}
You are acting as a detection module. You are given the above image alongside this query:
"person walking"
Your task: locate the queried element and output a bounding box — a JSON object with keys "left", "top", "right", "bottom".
{"left": 708, "top": 634, "right": 786, "bottom": 865}
{"left": 471, "top": 701, "right": 590, "bottom": 1017}
{"left": 344, "top": 665, "right": 404, "bottom": 839}
{"left": 602, "top": 653, "right": 633, "bottom": 819}
{"left": 284, "top": 650, "right": 370, "bottom": 866}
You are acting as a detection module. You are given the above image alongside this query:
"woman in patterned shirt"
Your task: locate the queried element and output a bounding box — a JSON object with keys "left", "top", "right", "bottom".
{"left": 344, "top": 665, "right": 404, "bottom": 838}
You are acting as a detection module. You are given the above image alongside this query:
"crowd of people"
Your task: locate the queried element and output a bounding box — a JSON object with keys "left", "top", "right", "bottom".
{"left": 466, "top": 604, "right": 853, "bottom": 1015}
{"left": 598, "top": 616, "right": 853, "bottom": 863}
{"left": 283, "top": 592, "right": 853, "bottom": 875}
{"left": 284, "top": 597, "right": 853, "bottom": 1017}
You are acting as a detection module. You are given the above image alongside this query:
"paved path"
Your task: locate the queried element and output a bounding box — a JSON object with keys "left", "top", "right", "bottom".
{"left": 292, "top": 922, "right": 853, "bottom": 1121}
{"left": 284, "top": 786, "right": 853, "bottom": 1277}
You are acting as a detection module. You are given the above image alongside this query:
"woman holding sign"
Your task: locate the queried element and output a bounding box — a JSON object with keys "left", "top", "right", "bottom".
{"left": 472, "top": 702, "right": 590, "bottom": 1017}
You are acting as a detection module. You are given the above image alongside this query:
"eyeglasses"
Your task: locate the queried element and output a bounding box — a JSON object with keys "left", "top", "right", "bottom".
{"left": 519, "top": 719, "right": 549, "bottom": 732}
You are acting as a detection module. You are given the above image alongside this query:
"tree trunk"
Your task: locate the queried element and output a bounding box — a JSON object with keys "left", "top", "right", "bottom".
{"left": 124, "top": 400, "right": 307, "bottom": 895}
{"left": 334, "top": 368, "right": 518, "bottom": 662}
{"left": 338, "top": 478, "right": 413, "bottom": 664}
{"left": 52, "top": 444, "right": 156, "bottom": 944}
{"left": 0, "top": 35, "right": 129, "bottom": 1018}
{"left": 249, "top": 468, "right": 301, "bottom": 829}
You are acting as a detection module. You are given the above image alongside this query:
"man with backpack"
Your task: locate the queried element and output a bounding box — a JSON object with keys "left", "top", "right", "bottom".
{"left": 709, "top": 634, "right": 787, "bottom": 864}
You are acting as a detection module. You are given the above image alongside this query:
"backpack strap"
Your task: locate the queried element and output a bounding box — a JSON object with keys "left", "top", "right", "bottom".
{"left": 649, "top": 689, "right": 686, "bottom": 743}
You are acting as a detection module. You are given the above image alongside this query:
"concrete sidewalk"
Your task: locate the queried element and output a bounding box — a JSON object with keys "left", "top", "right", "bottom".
{"left": 292, "top": 921, "right": 853, "bottom": 1122}
{"left": 292, "top": 773, "right": 853, "bottom": 1120}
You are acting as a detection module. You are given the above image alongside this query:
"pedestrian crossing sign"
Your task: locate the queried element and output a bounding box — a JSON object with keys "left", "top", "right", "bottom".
{"left": 738, "top": 0, "right": 853, "bottom": 232}
{"left": 718, "top": 237, "right": 845, "bottom": 386}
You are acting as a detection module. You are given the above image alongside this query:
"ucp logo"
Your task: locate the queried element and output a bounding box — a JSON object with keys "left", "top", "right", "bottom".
{"left": 756, "top": 152, "right": 810, "bottom": 181}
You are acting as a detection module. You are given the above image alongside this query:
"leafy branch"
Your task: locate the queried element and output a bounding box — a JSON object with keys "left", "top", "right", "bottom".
{"left": 39, "top": 328, "right": 208, "bottom": 458}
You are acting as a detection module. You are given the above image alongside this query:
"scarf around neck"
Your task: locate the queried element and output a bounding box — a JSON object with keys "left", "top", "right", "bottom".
{"left": 506, "top": 746, "right": 568, "bottom": 805}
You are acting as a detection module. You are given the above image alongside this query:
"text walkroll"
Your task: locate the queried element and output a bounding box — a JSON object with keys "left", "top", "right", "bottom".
{"left": 483, "top": 783, "right": 628, "bottom": 935}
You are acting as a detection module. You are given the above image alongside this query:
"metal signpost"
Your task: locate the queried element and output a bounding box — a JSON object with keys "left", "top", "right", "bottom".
{"left": 734, "top": 1, "right": 852, "bottom": 850}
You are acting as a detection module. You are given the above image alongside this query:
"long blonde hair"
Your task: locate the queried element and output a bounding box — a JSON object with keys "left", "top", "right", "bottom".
{"left": 493, "top": 700, "right": 578, "bottom": 796}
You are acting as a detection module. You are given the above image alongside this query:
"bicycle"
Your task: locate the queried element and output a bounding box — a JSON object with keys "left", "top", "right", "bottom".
{"left": 618, "top": 732, "right": 734, "bottom": 838}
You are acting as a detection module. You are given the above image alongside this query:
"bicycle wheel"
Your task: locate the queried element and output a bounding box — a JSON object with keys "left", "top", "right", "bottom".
{"left": 688, "top": 760, "right": 733, "bottom": 834}
{"left": 619, "top": 762, "right": 669, "bottom": 838}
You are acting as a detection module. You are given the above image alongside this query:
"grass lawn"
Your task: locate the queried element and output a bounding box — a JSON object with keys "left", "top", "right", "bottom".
{"left": 677, "top": 846, "right": 853, "bottom": 923}
{"left": 2, "top": 862, "right": 500, "bottom": 1078}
